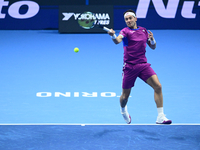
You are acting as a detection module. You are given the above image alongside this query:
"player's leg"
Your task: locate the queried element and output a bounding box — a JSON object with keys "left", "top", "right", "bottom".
{"left": 120, "top": 63, "right": 138, "bottom": 124}
{"left": 146, "top": 75, "right": 163, "bottom": 108}
{"left": 120, "top": 88, "right": 132, "bottom": 124}
{"left": 146, "top": 75, "right": 172, "bottom": 124}
{"left": 120, "top": 88, "right": 131, "bottom": 107}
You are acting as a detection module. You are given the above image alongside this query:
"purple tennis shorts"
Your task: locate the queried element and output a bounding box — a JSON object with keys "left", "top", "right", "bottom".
{"left": 122, "top": 63, "right": 156, "bottom": 89}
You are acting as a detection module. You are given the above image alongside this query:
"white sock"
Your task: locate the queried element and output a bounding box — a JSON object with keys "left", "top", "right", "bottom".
{"left": 121, "top": 105, "right": 127, "bottom": 113}
{"left": 157, "top": 107, "right": 164, "bottom": 116}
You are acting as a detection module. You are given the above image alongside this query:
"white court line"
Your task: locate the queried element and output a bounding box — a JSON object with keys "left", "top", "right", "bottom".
{"left": 0, "top": 123, "right": 200, "bottom": 125}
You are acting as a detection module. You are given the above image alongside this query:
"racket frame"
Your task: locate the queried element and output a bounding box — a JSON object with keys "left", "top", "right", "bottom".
{"left": 77, "top": 11, "right": 111, "bottom": 32}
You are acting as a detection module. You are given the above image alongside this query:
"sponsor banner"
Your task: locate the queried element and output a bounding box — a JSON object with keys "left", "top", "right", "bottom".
{"left": 1, "top": 0, "right": 85, "bottom": 5}
{"left": 0, "top": 0, "right": 58, "bottom": 29}
{"left": 114, "top": 0, "right": 200, "bottom": 30}
{"left": 0, "top": 0, "right": 199, "bottom": 30}
{"left": 59, "top": 5, "right": 114, "bottom": 33}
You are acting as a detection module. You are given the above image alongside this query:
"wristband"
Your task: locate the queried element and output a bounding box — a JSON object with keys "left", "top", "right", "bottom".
{"left": 150, "top": 38, "right": 156, "bottom": 45}
{"left": 111, "top": 34, "right": 117, "bottom": 39}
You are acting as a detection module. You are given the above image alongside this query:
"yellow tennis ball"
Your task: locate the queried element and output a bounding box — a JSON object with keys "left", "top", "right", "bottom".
{"left": 74, "top": 47, "right": 79, "bottom": 53}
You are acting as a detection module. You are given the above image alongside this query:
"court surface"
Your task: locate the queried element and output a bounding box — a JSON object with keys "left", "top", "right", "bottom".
{"left": 0, "top": 30, "right": 200, "bottom": 149}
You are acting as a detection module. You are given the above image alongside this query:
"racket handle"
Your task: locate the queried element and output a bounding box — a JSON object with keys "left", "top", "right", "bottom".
{"left": 103, "top": 27, "right": 111, "bottom": 32}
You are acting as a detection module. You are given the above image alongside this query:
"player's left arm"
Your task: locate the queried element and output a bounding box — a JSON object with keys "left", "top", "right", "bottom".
{"left": 147, "top": 30, "right": 156, "bottom": 50}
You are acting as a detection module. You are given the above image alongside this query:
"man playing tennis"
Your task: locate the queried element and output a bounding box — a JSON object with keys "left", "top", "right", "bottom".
{"left": 108, "top": 9, "right": 172, "bottom": 124}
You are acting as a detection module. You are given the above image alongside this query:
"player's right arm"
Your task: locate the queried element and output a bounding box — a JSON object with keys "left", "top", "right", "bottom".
{"left": 108, "top": 29, "right": 123, "bottom": 44}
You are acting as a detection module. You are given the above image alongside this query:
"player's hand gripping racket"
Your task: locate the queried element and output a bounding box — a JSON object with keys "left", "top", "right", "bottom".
{"left": 77, "top": 11, "right": 111, "bottom": 32}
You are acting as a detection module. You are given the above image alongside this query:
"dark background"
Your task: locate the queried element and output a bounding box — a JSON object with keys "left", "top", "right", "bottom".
{"left": 0, "top": 0, "right": 199, "bottom": 30}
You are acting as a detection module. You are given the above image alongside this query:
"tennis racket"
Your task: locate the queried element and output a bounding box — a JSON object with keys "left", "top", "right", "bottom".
{"left": 77, "top": 11, "right": 111, "bottom": 32}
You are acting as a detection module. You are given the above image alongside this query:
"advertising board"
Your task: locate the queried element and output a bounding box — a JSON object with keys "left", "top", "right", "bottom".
{"left": 59, "top": 5, "right": 114, "bottom": 33}
{"left": 0, "top": 0, "right": 199, "bottom": 30}
{"left": 114, "top": 0, "right": 200, "bottom": 30}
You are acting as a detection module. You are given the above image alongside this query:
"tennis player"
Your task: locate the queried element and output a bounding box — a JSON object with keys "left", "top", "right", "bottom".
{"left": 108, "top": 9, "right": 172, "bottom": 124}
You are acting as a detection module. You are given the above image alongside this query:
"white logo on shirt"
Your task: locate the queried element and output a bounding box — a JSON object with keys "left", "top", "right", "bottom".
{"left": 130, "top": 31, "right": 135, "bottom": 33}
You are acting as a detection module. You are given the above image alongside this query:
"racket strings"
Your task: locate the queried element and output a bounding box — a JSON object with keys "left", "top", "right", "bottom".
{"left": 78, "top": 12, "right": 97, "bottom": 29}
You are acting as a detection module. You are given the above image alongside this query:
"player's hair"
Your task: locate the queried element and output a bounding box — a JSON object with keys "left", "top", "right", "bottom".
{"left": 123, "top": 9, "right": 136, "bottom": 16}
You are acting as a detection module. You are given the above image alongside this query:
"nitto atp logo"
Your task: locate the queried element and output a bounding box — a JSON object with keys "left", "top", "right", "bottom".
{"left": 0, "top": 0, "right": 39, "bottom": 19}
{"left": 136, "top": 0, "right": 200, "bottom": 19}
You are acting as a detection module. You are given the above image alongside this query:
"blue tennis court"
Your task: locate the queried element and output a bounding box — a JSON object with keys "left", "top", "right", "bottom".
{"left": 0, "top": 30, "right": 200, "bottom": 149}
{"left": 0, "top": 125, "right": 200, "bottom": 150}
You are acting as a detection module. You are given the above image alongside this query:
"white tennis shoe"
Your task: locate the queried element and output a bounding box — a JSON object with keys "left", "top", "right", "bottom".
{"left": 156, "top": 114, "right": 172, "bottom": 124}
{"left": 121, "top": 106, "right": 131, "bottom": 124}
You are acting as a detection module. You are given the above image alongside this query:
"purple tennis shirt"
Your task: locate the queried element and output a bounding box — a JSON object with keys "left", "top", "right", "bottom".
{"left": 119, "top": 26, "right": 149, "bottom": 65}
